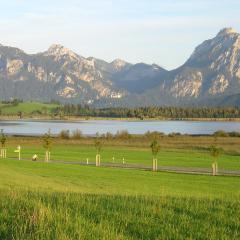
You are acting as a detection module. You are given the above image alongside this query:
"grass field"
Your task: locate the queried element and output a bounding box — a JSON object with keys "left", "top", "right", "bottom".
{"left": 0, "top": 136, "right": 240, "bottom": 239}
{"left": 0, "top": 160, "right": 240, "bottom": 239}
{"left": 4, "top": 136, "right": 240, "bottom": 171}
{"left": 0, "top": 102, "right": 58, "bottom": 115}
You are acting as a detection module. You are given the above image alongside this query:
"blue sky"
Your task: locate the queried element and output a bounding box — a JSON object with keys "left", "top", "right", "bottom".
{"left": 0, "top": 0, "right": 239, "bottom": 69}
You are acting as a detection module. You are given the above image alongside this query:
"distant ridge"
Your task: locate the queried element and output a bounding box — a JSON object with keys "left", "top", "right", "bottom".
{"left": 0, "top": 27, "right": 240, "bottom": 107}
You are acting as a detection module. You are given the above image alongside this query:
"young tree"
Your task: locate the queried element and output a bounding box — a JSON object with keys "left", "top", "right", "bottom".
{"left": 0, "top": 129, "right": 7, "bottom": 158}
{"left": 150, "top": 139, "right": 160, "bottom": 172}
{"left": 0, "top": 129, "right": 6, "bottom": 148}
{"left": 43, "top": 129, "right": 52, "bottom": 162}
{"left": 210, "top": 145, "right": 222, "bottom": 176}
{"left": 95, "top": 134, "right": 102, "bottom": 167}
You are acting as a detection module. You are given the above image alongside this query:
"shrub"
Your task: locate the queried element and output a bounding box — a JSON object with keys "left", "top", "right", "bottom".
{"left": 228, "top": 131, "right": 240, "bottom": 137}
{"left": 168, "top": 132, "right": 181, "bottom": 137}
{"left": 105, "top": 132, "right": 114, "bottom": 140}
{"left": 59, "top": 130, "right": 70, "bottom": 139}
{"left": 115, "top": 130, "right": 132, "bottom": 140}
{"left": 72, "top": 129, "right": 83, "bottom": 139}
{"left": 145, "top": 131, "right": 165, "bottom": 140}
{"left": 213, "top": 130, "right": 229, "bottom": 137}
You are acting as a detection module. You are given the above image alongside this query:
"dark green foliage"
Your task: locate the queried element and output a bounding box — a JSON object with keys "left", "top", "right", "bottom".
{"left": 57, "top": 104, "right": 240, "bottom": 119}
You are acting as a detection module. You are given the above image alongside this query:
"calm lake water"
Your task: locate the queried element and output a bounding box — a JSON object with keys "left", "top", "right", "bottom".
{"left": 0, "top": 120, "right": 240, "bottom": 136}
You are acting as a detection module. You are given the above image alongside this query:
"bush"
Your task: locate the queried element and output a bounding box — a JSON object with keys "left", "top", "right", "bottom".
{"left": 145, "top": 131, "right": 165, "bottom": 140}
{"left": 228, "top": 131, "right": 240, "bottom": 137}
{"left": 59, "top": 130, "right": 70, "bottom": 139}
{"left": 213, "top": 130, "right": 229, "bottom": 137}
{"left": 115, "top": 130, "right": 132, "bottom": 140}
{"left": 168, "top": 132, "right": 181, "bottom": 137}
{"left": 71, "top": 129, "right": 83, "bottom": 139}
{"left": 105, "top": 132, "right": 114, "bottom": 140}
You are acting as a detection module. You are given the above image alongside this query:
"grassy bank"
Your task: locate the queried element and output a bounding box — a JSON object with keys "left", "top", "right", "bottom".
{"left": 1, "top": 135, "right": 240, "bottom": 239}
{"left": 0, "top": 160, "right": 240, "bottom": 239}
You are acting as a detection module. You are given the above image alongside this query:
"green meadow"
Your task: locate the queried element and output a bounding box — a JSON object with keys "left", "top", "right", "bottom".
{"left": 0, "top": 102, "right": 58, "bottom": 115}
{"left": 0, "top": 136, "right": 240, "bottom": 239}
{"left": 5, "top": 137, "right": 240, "bottom": 171}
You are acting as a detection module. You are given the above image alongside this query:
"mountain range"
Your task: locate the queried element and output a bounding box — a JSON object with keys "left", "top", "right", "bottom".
{"left": 1, "top": 27, "right": 240, "bottom": 107}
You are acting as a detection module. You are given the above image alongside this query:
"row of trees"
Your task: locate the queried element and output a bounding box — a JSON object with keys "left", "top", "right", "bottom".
{"left": 0, "top": 129, "right": 223, "bottom": 175}
{"left": 54, "top": 104, "right": 240, "bottom": 119}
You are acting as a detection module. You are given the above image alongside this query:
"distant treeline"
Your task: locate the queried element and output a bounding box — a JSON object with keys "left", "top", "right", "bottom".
{"left": 55, "top": 105, "right": 240, "bottom": 119}
{"left": 58, "top": 129, "right": 240, "bottom": 140}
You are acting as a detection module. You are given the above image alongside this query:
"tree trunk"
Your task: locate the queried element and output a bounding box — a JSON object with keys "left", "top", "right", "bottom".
{"left": 153, "top": 158, "right": 158, "bottom": 172}
{"left": 96, "top": 154, "right": 101, "bottom": 167}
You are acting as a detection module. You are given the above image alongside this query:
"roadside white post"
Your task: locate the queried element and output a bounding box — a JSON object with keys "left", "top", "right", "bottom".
{"left": 86, "top": 158, "right": 89, "bottom": 165}
{"left": 112, "top": 157, "right": 115, "bottom": 163}
{"left": 123, "top": 157, "right": 125, "bottom": 165}
{"left": 14, "top": 146, "right": 21, "bottom": 160}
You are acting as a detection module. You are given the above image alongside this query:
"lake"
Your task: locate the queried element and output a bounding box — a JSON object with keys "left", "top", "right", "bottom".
{"left": 0, "top": 120, "right": 240, "bottom": 136}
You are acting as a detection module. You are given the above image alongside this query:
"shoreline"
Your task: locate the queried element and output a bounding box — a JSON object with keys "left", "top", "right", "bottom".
{"left": 1, "top": 115, "right": 240, "bottom": 122}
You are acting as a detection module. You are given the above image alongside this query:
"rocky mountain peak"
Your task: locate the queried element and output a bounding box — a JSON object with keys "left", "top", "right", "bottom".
{"left": 111, "top": 58, "right": 130, "bottom": 71}
{"left": 46, "top": 44, "right": 80, "bottom": 60}
{"left": 1, "top": 27, "right": 240, "bottom": 107}
{"left": 217, "top": 28, "right": 238, "bottom": 37}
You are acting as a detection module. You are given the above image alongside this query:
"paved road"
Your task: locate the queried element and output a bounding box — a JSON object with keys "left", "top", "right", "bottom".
{"left": 7, "top": 157, "right": 240, "bottom": 176}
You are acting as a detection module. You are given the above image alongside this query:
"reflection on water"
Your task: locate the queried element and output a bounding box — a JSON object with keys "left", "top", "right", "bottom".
{"left": 0, "top": 120, "right": 240, "bottom": 136}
